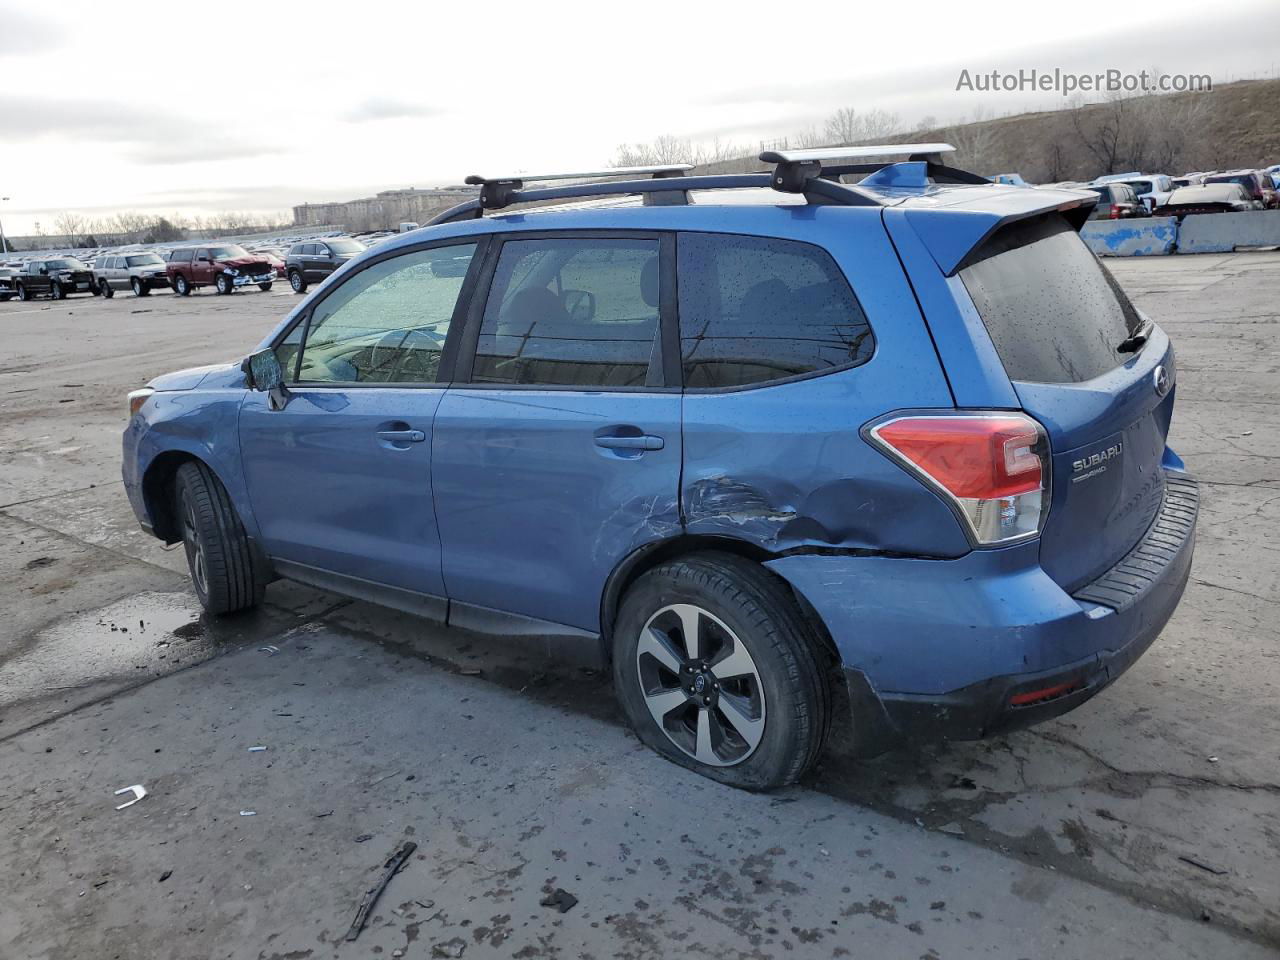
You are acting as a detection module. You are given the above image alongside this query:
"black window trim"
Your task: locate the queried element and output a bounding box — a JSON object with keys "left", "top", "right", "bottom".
{"left": 450, "top": 228, "right": 680, "bottom": 395}
{"left": 674, "top": 230, "right": 878, "bottom": 395}
{"left": 271, "top": 234, "right": 491, "bottom": 389}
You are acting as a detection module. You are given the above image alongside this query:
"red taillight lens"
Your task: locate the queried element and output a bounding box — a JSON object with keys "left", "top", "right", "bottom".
{"left": 869, "top": 414, "right": 1048, "bottom": 545}
{"left": 1110, "top": 205, "right": 1121, "bottom": 219}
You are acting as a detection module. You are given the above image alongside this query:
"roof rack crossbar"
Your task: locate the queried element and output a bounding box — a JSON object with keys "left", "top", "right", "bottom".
{"left": 465, "top": 165, "right": 694, "bottom": 211}
{"left": 762, "top": 142, "right": 960, "bottom": 193}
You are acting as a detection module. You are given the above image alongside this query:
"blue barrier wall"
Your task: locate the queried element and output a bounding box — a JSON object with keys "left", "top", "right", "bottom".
{"left": 1177, "top": 210, "right": 1280, "bottom": 254}
{"left": 1081, "top": 218, "right": 1178, "bottom": 257}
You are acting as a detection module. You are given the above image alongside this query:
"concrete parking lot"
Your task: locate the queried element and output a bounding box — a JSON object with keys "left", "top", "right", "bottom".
{"left": 1, "top": 256, "right": 1277, "bottom": 959}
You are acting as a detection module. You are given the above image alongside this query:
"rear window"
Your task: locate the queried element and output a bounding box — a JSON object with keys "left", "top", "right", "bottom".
{"left": 959, "top": 216, "right": 1141, "bottom": 384}
{"left": 676, "top": 233, "right": 873, "bottom": 389}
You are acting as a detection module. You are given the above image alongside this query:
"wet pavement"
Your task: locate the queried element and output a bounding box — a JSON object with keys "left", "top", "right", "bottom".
{"left": 1, "top": 256, "right": 1278, "bottom": 957}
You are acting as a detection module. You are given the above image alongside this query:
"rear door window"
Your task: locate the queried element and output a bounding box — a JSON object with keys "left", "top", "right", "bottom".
{"left": 471, "top": 237, "right": 661, "bottom": 388}
{"left": 676, "top": 232, "right": 873, "bottom": 389}
{"left": 958, "top": 215, "right": 1142, "bottom": 384}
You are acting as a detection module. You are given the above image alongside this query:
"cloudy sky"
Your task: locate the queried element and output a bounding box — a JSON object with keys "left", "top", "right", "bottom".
{"left": 1, "top": 0, "right": 1277, "bottom": 236}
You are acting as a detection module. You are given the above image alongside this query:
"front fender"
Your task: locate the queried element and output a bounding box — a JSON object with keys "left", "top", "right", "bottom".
{"left": 123, "top": 389, "right": 259, "bottom": 541}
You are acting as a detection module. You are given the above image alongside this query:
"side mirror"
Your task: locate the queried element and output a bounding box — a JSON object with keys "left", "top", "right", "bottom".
{"left": 562, "top": 289, "right": 596, "bottom": 323}
{"left": 242, "top": 348, "right": 292, "bottom": 410}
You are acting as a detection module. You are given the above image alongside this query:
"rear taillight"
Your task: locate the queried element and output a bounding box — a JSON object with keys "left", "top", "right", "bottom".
{"left": 1110, "top": 205, "right": 1121, "bottom": 219}
{"left": 867, "top": 413, "right": 1048, "bottom": 545}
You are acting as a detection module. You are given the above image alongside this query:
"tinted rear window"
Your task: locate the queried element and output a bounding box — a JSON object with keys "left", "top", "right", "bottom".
{"left": 959, "top": 216, "right": 1141, "bottom": 384}
{"left": 677, "top": 233, "right": 873, "bottom": 389}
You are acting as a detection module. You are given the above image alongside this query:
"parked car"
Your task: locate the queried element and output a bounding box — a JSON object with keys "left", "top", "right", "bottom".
{"left": 1095, "top": 174, "right": 1173, "bottom": 214}
{"left": 1084, "top": 183, "right": 1143, "bottom": 220}
{"left": 123, "top": 149, "right": 1197, "bottom": 789}
{"left": 1204, "top": 170, "right": 1278, "bottom": 209}
{"left": 1155, "top": 183, "right": 1262, "bottom": 216}
{"left": 285, "top": 237, "right": 367, "bottom": 293}
{"left": 251, "top": 249, "right": 288, "bottom": 279}
{"left": 13, "top": 257, "right": 96, "bottom": 300}
{"left": 165, "top": 244, "right": 277, "bottom": 296}
{"left": 93, "top": 252, "right": 172, "bottom": 298}
{"left": 0, "top": 266, "right": 18, "bottom": 301}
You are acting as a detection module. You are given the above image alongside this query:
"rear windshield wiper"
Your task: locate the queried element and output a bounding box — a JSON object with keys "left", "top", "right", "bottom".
{"left": 1117, "top": 318, "right": 1155, "bottom": 354}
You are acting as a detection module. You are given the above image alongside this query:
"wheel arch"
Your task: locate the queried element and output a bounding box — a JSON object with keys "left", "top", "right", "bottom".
{"left": 141, "top": 450, "right": 205, "bottom": 543}
{"left": 599, "top": 535, "right": 840, "bottom": 668}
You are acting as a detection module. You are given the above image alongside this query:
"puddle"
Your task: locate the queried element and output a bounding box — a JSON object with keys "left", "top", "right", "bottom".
{"left": 0, "top": 591, "right": 269, "bottom": 716}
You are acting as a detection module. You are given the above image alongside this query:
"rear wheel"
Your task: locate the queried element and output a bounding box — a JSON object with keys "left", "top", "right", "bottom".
{"left": 174, "top": 461, "right": 264, "bottom": 615}
{"left": 215, "top": 274, "right": 234, "bottom": 295}
{"left": 99, "top": 279, "right": 114, "bottom": 299}
{"left": 612, "top": 552, "right": 831, "bottom": 790}
{"left": 289, "top": 270, "right": 307, "bottom": 294}
{"left": 174, "top": 274, "right": 191, "bottom": 296}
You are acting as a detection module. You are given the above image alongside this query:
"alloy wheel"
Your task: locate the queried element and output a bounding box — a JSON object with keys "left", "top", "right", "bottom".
{"left": 181, "top": 493, "right": 208, "bottom": 598}
{"left": 635, "top": 603, "right": 766, "bottom": 767}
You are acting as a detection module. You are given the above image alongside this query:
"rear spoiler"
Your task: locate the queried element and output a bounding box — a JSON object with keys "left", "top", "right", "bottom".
{"left": 897, "top": 189, "right": 1097, "bottom": 276}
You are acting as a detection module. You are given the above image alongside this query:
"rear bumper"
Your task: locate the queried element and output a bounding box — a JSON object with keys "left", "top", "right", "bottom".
{"left": 765, "top": 467, "right": 1198, "bottom": 746}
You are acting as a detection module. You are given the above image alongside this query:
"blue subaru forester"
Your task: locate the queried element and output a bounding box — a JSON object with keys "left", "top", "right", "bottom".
{"left": 123, "top": 145, "right": 1198, "bottom": 789}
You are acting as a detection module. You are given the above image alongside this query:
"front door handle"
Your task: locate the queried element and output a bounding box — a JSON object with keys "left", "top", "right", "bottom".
{"left": 594, "top": 434, "right": 664, "bottom": 451}
{"left": 377, "top": 429, "right": 425, "bottom": 443}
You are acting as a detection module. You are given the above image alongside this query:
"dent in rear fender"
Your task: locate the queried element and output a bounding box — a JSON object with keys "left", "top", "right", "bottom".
{"left": 125, "top": 390, "right": 260, "bottom": 540}
{"left": 763, "top": 544, "right": 1096, "bottom": 694}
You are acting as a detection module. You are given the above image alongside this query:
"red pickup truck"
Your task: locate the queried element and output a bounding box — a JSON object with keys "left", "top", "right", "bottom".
{"left": 166, "top": 244, "right": 277, "bottom": 296}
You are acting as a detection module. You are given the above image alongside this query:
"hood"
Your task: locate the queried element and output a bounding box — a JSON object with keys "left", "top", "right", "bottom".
{"left": 148, "top": 361, "right": 244, "bottom": 392}
{"left": 218, "top": 256, "right": 272, "bottom": 269}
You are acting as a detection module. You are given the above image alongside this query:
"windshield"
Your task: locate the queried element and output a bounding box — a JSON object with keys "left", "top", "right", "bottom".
{"left": 327, "top": 239, "right": 366, "bottom": 255}
{"left": 127, "top": 254, "right": 164, "bottom": 266}
{"left": 959, "top": 215, "right": 1142, "bottom": 384}
{"left": 47, "top": 258, "right": 86, "bottom": 270}
{"left": 209, "top": 245, "right": 250, "bottom": 260}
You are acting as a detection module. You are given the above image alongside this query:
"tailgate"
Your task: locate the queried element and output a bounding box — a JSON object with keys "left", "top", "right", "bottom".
{"left": 956, "top": 215, "right": 1174, "bottom": 591}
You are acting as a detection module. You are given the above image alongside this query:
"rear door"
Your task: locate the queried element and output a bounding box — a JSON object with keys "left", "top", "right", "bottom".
{"left": 955, "top": 215, "right": 1173, "bottom": 592}
{"left": 239, "top": 240, "right": 482, "bottom": 599}
{"left": 431, "top": 232, "right": 681, "bottom": 633}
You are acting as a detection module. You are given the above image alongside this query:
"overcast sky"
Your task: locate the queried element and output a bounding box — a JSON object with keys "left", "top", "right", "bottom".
{"left": 1, "top": 0, "right": 1277, "bottom": 236}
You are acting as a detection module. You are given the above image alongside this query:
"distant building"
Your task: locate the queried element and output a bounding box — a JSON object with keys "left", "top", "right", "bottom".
{"left": 293, "top": 186, "right": 477, "bottom": 231}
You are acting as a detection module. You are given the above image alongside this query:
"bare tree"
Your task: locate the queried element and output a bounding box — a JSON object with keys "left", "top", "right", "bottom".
{"left": 941, "top": 109, "right": 1000, "bottom": 173}
{"left": 53, "top": 212, "right": 90, "bottom": 247}
{"left": 822, "top": 106, "right": 901, "bottom": 145}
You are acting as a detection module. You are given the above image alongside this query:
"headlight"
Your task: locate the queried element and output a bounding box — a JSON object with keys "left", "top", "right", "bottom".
{"left": 227, "top": 268, "right": 240, "bottom": 277}
{"left": 128, "top": 388, "right": 154, "bottom": 418}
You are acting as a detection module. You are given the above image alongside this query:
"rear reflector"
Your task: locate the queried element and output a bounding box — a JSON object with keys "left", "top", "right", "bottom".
{"left": 868, "top": 413, "right": 1048, "bottom": 545}
{"left": 1009, "top": 680, "right": 1082, "bottom": 706}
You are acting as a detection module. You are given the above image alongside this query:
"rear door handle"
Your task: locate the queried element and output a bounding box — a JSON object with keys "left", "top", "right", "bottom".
{"left": 594, "top": 434, "right": 664, "bottom": 451}
{"left": 377, "top": 429, "right": 425, "bottom": 443}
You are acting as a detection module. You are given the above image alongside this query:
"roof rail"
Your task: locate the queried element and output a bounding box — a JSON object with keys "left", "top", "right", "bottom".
{"left": 761, "top": 142, "right": 958, "bottom": 191}
{"left": 465, "top": 165, "right": 694, "bottom": 211}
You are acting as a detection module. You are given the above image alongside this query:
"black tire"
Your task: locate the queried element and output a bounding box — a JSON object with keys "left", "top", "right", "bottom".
{"left": 289, "top": 270, "right": 307, "bottom": 294}
{"left": 612, "top": 552, "right": 831, "bottom": 790}
{"left": 16, "top": 283, "right": 28, "bottom": 301}
{"left": 131, "top": 277, "right": 148, "bottom": 297}
{"left": 258, "top": 281, "right": 273, "bottom": 292}
{"left": 215, "top": 274, "right": 233, "bottom": 295}
{"left": 51, "top": 281, "right": 65, "bottom": 300}
{"left": 99, "top": 279, "right": 114, "bottom": 299}
{"left": 174, "top": 274, "right": 191, "bottom": 296}
{"left": 174, "top": 461, "right": 264, "bottom": 615}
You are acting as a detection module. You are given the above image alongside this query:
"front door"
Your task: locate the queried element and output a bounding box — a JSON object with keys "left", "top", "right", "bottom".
{"left": 239, "top": 240, "right": 481, "bottom": 599}
{"left": 432, "top": 233, "right": 682, "bottom": 632}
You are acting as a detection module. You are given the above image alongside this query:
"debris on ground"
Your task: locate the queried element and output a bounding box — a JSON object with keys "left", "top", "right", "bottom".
{"left": 431, "top": 937, "right": 467, "bottom": 958}
{"left": 540, "top": 888, "right": 578, "bottom": 913}
{"left": 248, "top": 746, "right": 267, "bottom": 753}
{"left": 345, "top": 840, "right": 418, "bottom": 942}
{"left": 239, "top": 810, "right": 256, "bottom": 817}
{"left": 1178, "top": 855, "right": 1228, "bottom": 876}
{"left": 158, "top": 870, "right": 172, "bottom": 883}
{"left": 368, "top": 770, "right": 402, "bottom": 787}
{"left": 23, "top": 557, "right": 57, "bottom": 570}
{"left": 354, "top": 834, "right": 374, "bottom": 843}
{"left": 114, "top": 785, "right": 147, "bottom": 810}
{"left": 258, "top": 645, "right": 280, "bottom": 656}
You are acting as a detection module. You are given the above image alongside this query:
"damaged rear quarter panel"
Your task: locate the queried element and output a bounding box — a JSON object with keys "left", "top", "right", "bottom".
{"left": 681, "top": 215, "right": 968, "bottom": 557}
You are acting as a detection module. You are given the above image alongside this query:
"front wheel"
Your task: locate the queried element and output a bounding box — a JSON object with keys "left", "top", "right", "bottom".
{"left": 16, "top": 283, "right": 28, "bottom": 301}
{"left": 289, "top": 270, "right": 307, "bottom": 294}
{"left": 258, "top": 281, "right": 273, "bottom": 292}
{"left": 612, "top": 552, "right": 831, "bottom": 790}
{"left": 99, "top": 279, "right": 114, "bottom": 299}
{"left": 215, "top": 274, "right": 234, "bottom": 295}
{"left": 174, "top": 274, "right": 191, "bottom": 296}
{"left": 131, "top": 277, "right": 149, "bottom": 296}
{"left": 174, "top": 461, "right": 264, "bottom": 615}
{"left": 51, "top": 281, "right": 65, "bottom": 300}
